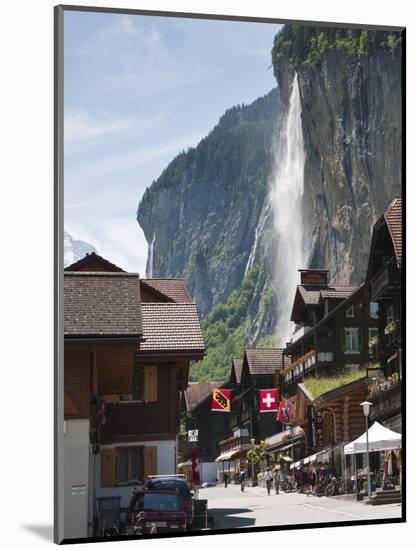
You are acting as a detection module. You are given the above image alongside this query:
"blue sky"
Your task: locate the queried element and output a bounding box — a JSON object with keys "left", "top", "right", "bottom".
{"left": 64, "top": 10, "right": 281, "bottom": 273}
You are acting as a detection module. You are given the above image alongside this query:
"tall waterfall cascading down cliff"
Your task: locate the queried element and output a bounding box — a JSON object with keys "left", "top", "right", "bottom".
{"left": 146, "top": 233, "right": 155, "bottom": 278}
{"left": 271, "top": 74, "right": 307, "bottom": 345}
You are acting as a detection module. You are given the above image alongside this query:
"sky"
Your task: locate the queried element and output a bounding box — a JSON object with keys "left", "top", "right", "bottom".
{"left": 64, "top": 10, "right": 281, "bottom": 273}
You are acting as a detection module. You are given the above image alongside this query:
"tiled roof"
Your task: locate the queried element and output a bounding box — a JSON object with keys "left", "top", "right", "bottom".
{"left": 232, "top": 358, "right": 243, "bottom": 384}
{"left": 141, "top": 278, "right": 192, "bottom": 303}
{"left": 185, "top": 382, "right": 220, "bottom": 411}
{"left": 297, "top": 286, "right": 321, "bottom": 305}
{"left": 384, "top": 195, "right": 402, "bottom": 265}
{"left": 65, "top": 252, "right": 125, "bottom": 272}
{"left": 297, "top": 285, "right": 356, "bottom": 306}
{"left": 140, "top": 303, "right": 204, "bottom": 353}
{"left": 245, "top": 348, "right": 286, "bottom": 375}
{"left": 64, "top": 272, "right": 142, "bottom": 337}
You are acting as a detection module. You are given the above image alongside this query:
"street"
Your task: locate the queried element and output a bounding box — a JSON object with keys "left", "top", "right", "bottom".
{"left": 200, "top": 484, "right": 402, "bottom": 530}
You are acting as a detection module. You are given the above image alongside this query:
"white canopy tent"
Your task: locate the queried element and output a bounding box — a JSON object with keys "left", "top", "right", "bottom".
{"left": 344, "top": 421, "right": 401, "bottom": 455}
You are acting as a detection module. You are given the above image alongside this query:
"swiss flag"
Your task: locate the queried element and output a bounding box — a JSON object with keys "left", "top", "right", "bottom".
{"left": 259, "top": 389, "right": 279, "bottom": 412}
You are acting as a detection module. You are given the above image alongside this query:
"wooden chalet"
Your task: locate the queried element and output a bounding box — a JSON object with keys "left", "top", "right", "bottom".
{"left": 232, "top": 348, "right": 287, "bottom": 440}
{"left": 294, "top": 376, "right": 368, "bottom": 474}
{"left": 63, "top": 253, "right": 204, "bottom": 535}
{"left": 181, "top": 381, "right": 231, "bottom": 483}
{"left": 281, "top": 269, "right": 377, "bottom": 400}
{"left": 364, "top": 195, "right": 402, "bottom": 432}
{"left": 64, "top": 268, "right": 144, "bottom": 538}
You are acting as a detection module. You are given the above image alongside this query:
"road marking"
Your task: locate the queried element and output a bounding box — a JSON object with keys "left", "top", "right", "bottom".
{"left": 300, "top": 503, "right": 363, "bottom": 519}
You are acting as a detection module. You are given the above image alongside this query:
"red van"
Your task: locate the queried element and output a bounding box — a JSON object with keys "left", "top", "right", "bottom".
{"left": 127, "top": 490, "right": 187, "bottom": 534}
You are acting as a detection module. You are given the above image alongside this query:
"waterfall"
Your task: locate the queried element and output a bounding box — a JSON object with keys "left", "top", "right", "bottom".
{"left": 271, "top": 74, "right": 307, "bottom": 345}
{"left": 245, "top": 203, "right": 270, "bottom": 274}
{"left": 145, "top": 233, "right": 155, "bottom": 278}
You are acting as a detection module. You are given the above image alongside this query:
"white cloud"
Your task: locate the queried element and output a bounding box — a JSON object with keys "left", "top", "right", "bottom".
{"left": 65, "top": 217, "right": 148, "bottom": 275}
{"left": 65, "top": 131, "right": 205, "bottom": 187}
{"left": 64, "top": 111, "right": 133, "bottom": 146}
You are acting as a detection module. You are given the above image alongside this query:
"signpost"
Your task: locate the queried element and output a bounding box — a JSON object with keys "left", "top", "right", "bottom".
{"left": 188, "top": 429, "right": 198, "bottom": 442}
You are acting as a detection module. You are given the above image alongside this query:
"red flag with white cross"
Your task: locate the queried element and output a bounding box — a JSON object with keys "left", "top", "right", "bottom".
{"left": 259, "top": 389, "right": 279, "bottom": 412}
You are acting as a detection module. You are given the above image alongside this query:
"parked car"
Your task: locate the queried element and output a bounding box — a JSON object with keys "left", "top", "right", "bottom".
{"left": 127, "top": 490, "right": 186, "bottom": 535}
{"left": 145, "top": 475, "right": 193, "bottom": 529}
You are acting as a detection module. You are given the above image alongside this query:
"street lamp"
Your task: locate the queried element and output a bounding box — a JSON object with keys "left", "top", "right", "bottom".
{"left": 250, "top": 438, "right": 255, "bottom": 483}
{"left": 360, "top": 401, "right": 373, "bottom": 500}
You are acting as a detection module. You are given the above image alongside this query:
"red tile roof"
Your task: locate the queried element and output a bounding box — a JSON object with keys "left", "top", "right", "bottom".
{"left": 140, "top": 303, "right": 204, "bottom": 354}
{"left": 384, "top": 195, "right": 402, "bottom": 265}
{"left": 245, "top": 348, "right": 286, "bottom": 375}
{"left": 64, "top": 272, "right": 142, "bottom": 337}
{"left": 185, "top": 382, "right": 221, "bottom": 411}
{"left": 140, "top": 278, "right": 192, "bottom": 303}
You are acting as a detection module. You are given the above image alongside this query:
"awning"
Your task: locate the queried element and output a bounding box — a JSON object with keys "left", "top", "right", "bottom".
{"left": 344, "top": 421, "right": 401, "bottom": 455}
{"left": 215, "top": 449, "right": 240, "bottom": 462}
{"left": 281, "top": 455, "right": 293, "bottom": 462}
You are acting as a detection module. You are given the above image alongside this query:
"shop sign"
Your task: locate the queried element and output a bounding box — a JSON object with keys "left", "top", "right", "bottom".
{"left": 188, "top": 429, "right": 198, "bottom": 442}
{"left": 307, "top": 406, "right": 317, "bottom": 448}
{"left": 316, "top": 409, "right": 324, "bottom": 448}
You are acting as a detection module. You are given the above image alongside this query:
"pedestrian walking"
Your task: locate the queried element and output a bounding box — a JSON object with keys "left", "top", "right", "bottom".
{"left": 265, "top": 467, "right": 273, "bottom": 495}
{"left": 223, "top": 471, "right": 229, "bottom": 488}
{"left": 273, "top": 467, "right": 281, "bottom": 494}
{"left": 239, "top": 469, "right": 246, "bottom": 492}
{"left": 308, "top": 465, "right": 317, "bottom": 495}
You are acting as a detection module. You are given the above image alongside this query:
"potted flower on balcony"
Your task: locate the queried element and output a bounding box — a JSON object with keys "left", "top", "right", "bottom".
{"left": 384, "top": 320, "right": 396, "bottom": 335}
{"left": 368, "top": 335, "right": 379, "bottom": 349}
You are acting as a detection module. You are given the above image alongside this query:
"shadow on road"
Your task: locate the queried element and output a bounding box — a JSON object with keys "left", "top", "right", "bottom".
{"left": 209, "top": 507, "right": 256, "bottom": 529}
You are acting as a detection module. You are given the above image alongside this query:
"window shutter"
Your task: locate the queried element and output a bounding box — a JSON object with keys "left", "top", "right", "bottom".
{"left": 101, "top": 448, "right": 117, "bottom": 487}
{"left": 357, "top": 329, "right": 362, "bottom": 352}
{"left": 144, "top": 446, "right": 158, "bottom": 478}
{"left": 144, "top": 366, "right": 158, "bottom": 402}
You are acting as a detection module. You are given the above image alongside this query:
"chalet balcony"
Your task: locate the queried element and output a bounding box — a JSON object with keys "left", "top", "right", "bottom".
{"left": 230, "top": 414, "right": 241, "bottom": 430}
{"left": 384, "top": 320, "right": 402, "bottom": 348}
{"left": 368, "top": 379, "right": 401, "bottom": 422}
{"left": 370, "top": 262, "right": 401, "bottom": 301}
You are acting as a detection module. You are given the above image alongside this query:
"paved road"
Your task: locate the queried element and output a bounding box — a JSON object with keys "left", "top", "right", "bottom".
{"left": 199, "top": 484, "right": 402, "bottom": 530}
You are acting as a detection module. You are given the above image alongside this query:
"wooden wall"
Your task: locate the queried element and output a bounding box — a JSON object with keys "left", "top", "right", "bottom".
{"left": 64, "top": 349, "right": 90, "bottom": 418}
{"left": 96, "top": 349, "right": 135, "bottom": 397}
{"left": 100, "top": 362, "right": 185, "bottom": 443}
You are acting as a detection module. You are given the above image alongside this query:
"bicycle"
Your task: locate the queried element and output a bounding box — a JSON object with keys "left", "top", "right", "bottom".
{"left": 324, "top": 475, "right": 344, "bottom": 497}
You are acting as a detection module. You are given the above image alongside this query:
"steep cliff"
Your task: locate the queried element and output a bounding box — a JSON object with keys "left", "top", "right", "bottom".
{"left": 272, "top": 26, "right": 402, "bottom": 284}
{"left": 137, "top": 26, "right": 402, "bottom": 381}
{"left": 138, "top": 89, "right": 282, "bottom": 318}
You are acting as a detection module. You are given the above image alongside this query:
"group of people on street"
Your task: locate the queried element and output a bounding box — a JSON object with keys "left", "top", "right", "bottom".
{"left": 222, "top": 465, "right": 325, "bottom": 496}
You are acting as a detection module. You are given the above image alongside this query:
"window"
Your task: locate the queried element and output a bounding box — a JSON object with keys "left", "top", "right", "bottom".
{"left": 369, "top": 302, "right": 379, "bottom": 319}
{"left": 346, "top": 305, "right": 355, "bottom": 318}
{"left": 344, "top": 328, "right": 359, "bottom": 353}
{"left": 345, "top": 364, "right": 361, "bottom": 375}
{"left": 116, "top": 447, "right": 144, "bottom": 484}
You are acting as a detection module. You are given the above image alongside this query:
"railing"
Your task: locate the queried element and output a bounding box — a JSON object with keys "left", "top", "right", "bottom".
{"left": 369, "top": 380, "right": 402, "bottom": 421}
{"left": 285, "top": 349, "right": 315, "bottom": 373}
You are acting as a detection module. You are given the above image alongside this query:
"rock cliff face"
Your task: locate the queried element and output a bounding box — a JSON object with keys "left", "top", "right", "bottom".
{"left": 273, "top": 27, "right": 402, "bottom": 284}
{"left": 137, "top": 26, "right": 402, "bottom": 379}
{"left": 137, "top": 89, "right": 282, "bottom": 319}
